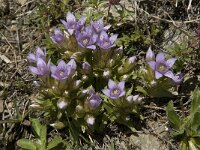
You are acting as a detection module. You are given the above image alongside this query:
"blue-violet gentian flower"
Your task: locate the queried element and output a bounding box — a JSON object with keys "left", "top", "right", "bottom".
{"left": 102, "top": 79, "right": 125, "bottom": 100}
{"left": 90, "top": 18, "right": 111, "bottom": 35}
{"left": 148, "top": 52, "right": 176, "bottom": 79}
{"left": 97, "top": 31, "right": 118, "bottom": 50}
{"left": 27, "top": 47, "right": 46, "bottom": 63}
{"left": 51, "top": 28, "right": 65, "bottom": 44}
{"left": 29, "top": 58, "right": 50, "bottom": 76}
{"left": 51, "top": 60, "right": 71, "bottom": 80}
{"left": 61, "top": 12, "right": 87, "bottom": 35}
{"left": 88, "top": 93, "right": 102, "bottom": 110}
{"left": 75, "top": 25, "right": 97, "bottom": 50}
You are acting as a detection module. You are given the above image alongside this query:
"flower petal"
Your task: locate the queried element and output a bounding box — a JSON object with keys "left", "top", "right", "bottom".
{"left": 119, "top": 91, "right": 125, "bottom": 97}
{"left": 104, "top": 25, "right": 111, "bottom": 31}
{"left": 87, "top": 45, "right": 96, "bottom": 50}
{"left": 78, "top": 16, "right": 87, "bottom": 25}
{"left": 118, "top": 81, "right": 125, "bottom": 90}
{"left": 29, "top": 66, "right": 39, "bottom": 75}
{"left": 36, "top": 47, "right": 45, "bottom": 56}
{"left": 155, "top": 71, "right": 163, "bottom": 79}
{"left": 166, "top": 58, "right": 176, "bottom": 68}
{"left": 146, "top": 47, "right": 155, "bottom": 61}
{"left": 108, "top": 79, "right": 116, "bottom": 89}
{"left": 148, "top": 61, "right": 156, "bottom": 70}
{"left": 57, "top": 60, "right": 67, "bottom": 70}
{"left": 66, "top": 12, "right": 76, "bottom": 22}
{"left": 99, "top": 31, "right": 108, "bottom": 40}
{"left": 164, "top": 71, "right": 174, "bottom": 79}
{"left": 68, "top": 29, "right": 74, "bottom": 35}
{"left": 102, "top": 89, "right": 111, "bottom": 97}
{"left": 37, "top": 58, "right": 47, "bottom": 68}
{"left": 50, "top": 65, "right": 57, "bottom": 74}
{"left": 27, "top": 53, "right": 36, "bottom": 62}
{"left": 156, "top": 52, "right": 165, "bottom": 62}
{"left": 109, "top": 34, "right": 118, "bottom": 43}
{"left": 60, "top": 19, "right": 68, "bottom": 28}
{"left": 67, "top": 59, "right": 76, "bottom": 70}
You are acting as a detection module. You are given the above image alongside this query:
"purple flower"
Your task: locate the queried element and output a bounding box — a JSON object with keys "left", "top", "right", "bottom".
{"left": 82, "top": 62, "right": 91, "bottom": 74}
{"left": 171, "top": 73, "right": 183, "bottom": 84}
{"left": 128, "top": 56, "right": 137, "bottom": 64}
{"left": 66, "top": 59, "right": 76, "bottom": 75}
{"left": 164, "top": 72, "right": 183, "bottom": 84}
{"left": 27, "top": 47, "right": 46, "bottom": 63}
{"left": 91, "top": 18, "right": 111, "bottom": 35}
{"left": 102, "top": 79, "right": 125, "bottom": 100}
{"left": 51, "top": 28, "right": 65, "bottom": 44}
{"left": 148, "top": 52, "right": 176, "bottom": 79}
{"left": 61, "top": 12, "right": 87, "bottom": 35}
{"left": 29, "top": 58, "right": 50, "bottom": 76}
{"left": 97, "top": 31, "right": 118, "bottom": 50}
{"left": 50, "top": 60, "right": 75, "bottom": 80}
{"left": 146, "top": 47, "right": 155, "bottom": 62}
{"left": 88, "top": 93, "right": 102, "bottom": 109}
{"left": 75, "top": 25, "right": 97, "bottom": 50}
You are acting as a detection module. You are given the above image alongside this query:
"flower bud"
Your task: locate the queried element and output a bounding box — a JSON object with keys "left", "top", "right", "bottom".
{"left": 75, "top": 104, "right": 85, "bottom": 117}
{"left": 103, "top": 70, "right": 111, "bottom": 78}
{"left": 82, "top": 75, "right": 88, "bottom": 81}
{"left": 50, "top": 121, "right": 65, "bottom": 129}
{"left": 57, "top": 98, "right": 68, "bottom": 109}
{"left": 86, "top": 115, "right": 95, "bottom": 125}
{"left": 128, "top": 56, "right": 136, "bottom": 64}
{"left": 82, "top": 62, "right": 91, "bottom": 74}
{"left": 73, "top": 80, "right": 82, "bottom": 89}
{"left": 121, "top": 74, "right": 129, "bottom": 81}
{"left": 117, "top": 66, "right": 124, "bottom": 75}
{"left": 146, "top": 47, "right": 155, "bottom": 62}
{"left": 87, "top": 93, "right": 102, "bottom": 110}
{"left": 63, "top": 90, "right": 69, "bottom": 97}
{"left": 150, "top": 80, "right": 157, "bottom": 87}
{"left": 107, "top": 59, "right": 115, "bottom": 68}
{"left": 126, "top": 95, "right": 141, "bottom": 104}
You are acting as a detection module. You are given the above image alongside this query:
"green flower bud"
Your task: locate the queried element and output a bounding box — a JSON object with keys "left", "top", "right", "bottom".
{"left": 50, "top": 121, "right": 65, "bottom": 129}
{"left": 107, "top": 59, "right": 115, "bottom": 68}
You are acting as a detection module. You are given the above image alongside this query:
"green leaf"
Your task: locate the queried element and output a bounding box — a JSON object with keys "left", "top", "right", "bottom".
{"left": 189, "top": 140, "right": 198, "bottom": 150}
{"left": 126, "top": 85, "right": 133, "bottom": 96}
{"left": 135, "top": 86, "right": 147, "bottom": 95}
{"left": 40, "top": 125, "right": 47, "bottom": 148}
{"left": 191, "top": 88, "right": 200, "bottom": 113}
{"left": 180, "top": 141, "right": 188, "bottom": 150}
{"left": 47, "top": 136, "right": 63, "bottom": 150}
{"left": 166, "top": 101, "right": 182, "bottom": 130}
{"left": 191, "top": 138, "right": 200, "bottom": 148}
{"left": 17, "top": 139, "right": 38, "bottom": 150}
{"left": 191, "top": 111, "right": 200, "bottom": 131}
{"left": 30, "top": 118, "right": 43, "bottom": 138}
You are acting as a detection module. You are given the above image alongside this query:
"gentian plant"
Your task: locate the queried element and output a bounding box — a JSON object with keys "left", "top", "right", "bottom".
{"left": 26, "top": 12, "right": 183, "bottom": 139}
{"left": 138, "top": 47, "right": 183, "bottom": 97}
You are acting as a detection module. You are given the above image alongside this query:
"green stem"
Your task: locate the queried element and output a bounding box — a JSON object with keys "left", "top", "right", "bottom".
{"left": 65, "top": 111, "right": 77, "bottom": 142}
